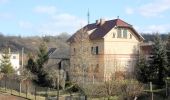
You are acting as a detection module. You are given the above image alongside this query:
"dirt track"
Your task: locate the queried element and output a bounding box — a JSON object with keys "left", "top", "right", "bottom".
{"left": 0, "top": 92, "right": 26, "bottom": 100}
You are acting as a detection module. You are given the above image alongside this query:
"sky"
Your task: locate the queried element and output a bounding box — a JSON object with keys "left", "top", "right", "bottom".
{"left": 0, "top": 0, "right": 170, "bottom": 36}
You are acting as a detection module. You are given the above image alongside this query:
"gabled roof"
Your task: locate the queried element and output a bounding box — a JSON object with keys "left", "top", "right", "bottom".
{"left": 67, "top": 18, "right": 144, "bottom": 43}
{"left": 47, "top": 48, "right": 56, "bottom": 57}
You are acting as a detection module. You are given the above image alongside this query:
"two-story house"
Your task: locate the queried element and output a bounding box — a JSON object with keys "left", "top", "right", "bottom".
{"left": 67, "top": 18, "right": 144, "bottom": 82}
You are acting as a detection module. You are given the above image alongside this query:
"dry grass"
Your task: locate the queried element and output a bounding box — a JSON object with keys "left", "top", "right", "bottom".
{"left": 0, "top": 87, "right": 45, "bottom": 100}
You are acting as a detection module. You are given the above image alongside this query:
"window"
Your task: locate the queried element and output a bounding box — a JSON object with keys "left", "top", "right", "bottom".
{"left": 130, "top": 34, "right": 132, "bottom": 39}
{"left": 113, "top": 33, "right": 115, "bottom": 38}
{"left": 91, "top": 47, "right": 94, "bottom": 54}
{"left": 117, "top": 28, "right": 122, "bottom": 38}
{"left": 73, "top": 48, "right": 76, "bottom": 55}
{"left": 123, "top": 29, "right": 127, "bottom": 38}
{"left": 96, "top": 46, "right": 99, "bottom": 55}
{"left": 91, "top": 46, "right": 99, "bottom": 55}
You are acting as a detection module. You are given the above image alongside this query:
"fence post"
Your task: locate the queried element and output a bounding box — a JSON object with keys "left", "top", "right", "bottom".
{"left": 5, "top": 76, "right": 6, "bottom": 91}
{"left": 85, "top": 95, "right": 87, "bottom": 100}
{"left": 10, "top": 85, "right": 12, "bottom": 94}
{"left": 46, "top": 87, "right": 48, "bottom": 97}
{"left": 19, "top": 81, "right": 21, "bottom": 96}
{"left": 166, "top": 80, "right": 168, "bottom": 97}
{"left": 10, "top": 79, "right": 12, "bottom": 94}
{"left": 26, "top": 83, "right": 28, "bottom": 98}
{"left": 35, "top": 86, "right": 36, "bottom": 100}
{"left": 150, "top": 82, "right": 153, "bottom": 100}
{"left": 57, "top": 74, "right": 60, "bottom": 100}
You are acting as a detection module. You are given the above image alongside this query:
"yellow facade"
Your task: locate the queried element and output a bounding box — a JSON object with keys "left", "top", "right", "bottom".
{"left": 68, "top": 19, "right": 143, "bottom": 82}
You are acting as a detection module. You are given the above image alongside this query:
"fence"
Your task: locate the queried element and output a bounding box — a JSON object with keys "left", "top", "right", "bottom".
{"left": 141, "top": 81, "right": 170, "bottom": 100}
{"left": 0, "top": 76, "right": 87, "bottom": 100}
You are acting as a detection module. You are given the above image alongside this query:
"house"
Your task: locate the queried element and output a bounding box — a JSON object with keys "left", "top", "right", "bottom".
{"left": 140, "top": 41, "right": 154, "bottom": 59}
{"left": 67, "top": 18, "right": 144, "bottom": 82}
{"left": 0, "top": 49, "right": 20, "bottom": 74}
{"left": 45, "top": 48, "right": 70, "bottom": 88}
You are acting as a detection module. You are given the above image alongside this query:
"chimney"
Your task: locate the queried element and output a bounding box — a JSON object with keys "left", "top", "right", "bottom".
{"left": 96, "top": 18, "right": 105, "bottom": 26}
{"left": 100, "top": 18, "right": 105, "bottom": 25}
{"left": 96, "top": 19, "right": 100, "bottom": 25}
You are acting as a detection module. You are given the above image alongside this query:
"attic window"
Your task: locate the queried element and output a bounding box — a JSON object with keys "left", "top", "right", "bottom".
{"left": 123, "top": 29, "right": 127, "bottom": 38}
{"left": 117, "top": 28, "right": 122, "bottom": 38}
{"left": 113, "top": 33, "right": 115, "bottom": 38}
{"left": 130, "top": 34, "right": 132, "bottom": 39}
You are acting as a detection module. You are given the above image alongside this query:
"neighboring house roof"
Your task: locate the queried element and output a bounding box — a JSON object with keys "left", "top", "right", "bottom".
{"left": 67, "top": 18, "right": 144, "bottom": 43}
{"left": 48, "top": 48, "right": 69, "bottom": 59}
{"left": 47, "top": 48, "right": 57, "bottom": 57}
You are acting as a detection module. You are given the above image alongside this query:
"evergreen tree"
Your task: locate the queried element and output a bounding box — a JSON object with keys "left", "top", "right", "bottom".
{"left": 26, "top": 54, "right": 37, "bottom": 74}
{"left": 0, "top": 48, "right": 14, "bottom": 75}
{"left": 166, "top": 33, "right": 170, "bottom": 76}
{"left": 150, "top": 34, "right": 168, "bottom": 85}
{"left": 26, "top": 42, "right": 49, "bottom": 86}
{"left": 136, "top": 55, "right": 151, "bottom": 83}
{"left": 36, "top": 42, "right": 49, "bottom": 70}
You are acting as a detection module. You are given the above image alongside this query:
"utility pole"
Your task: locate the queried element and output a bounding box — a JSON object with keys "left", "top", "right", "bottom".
{"left": 57, "top": 60, "right": 62, "bottom": 100}
{"left": 19, "top": 48, "right": 24, "bottom": 95}
{"left": 57, "top": 74, "right": 60, "bottom": 100}
{"left": 92, "top": 75, "right": 94, "bottom": 84}
{"left": 22, "top": 47, "right": 24, "bottom": 68}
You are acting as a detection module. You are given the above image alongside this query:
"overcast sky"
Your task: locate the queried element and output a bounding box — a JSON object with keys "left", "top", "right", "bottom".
{"left": 0, "top": 0, "right": 170, "bottom": 36}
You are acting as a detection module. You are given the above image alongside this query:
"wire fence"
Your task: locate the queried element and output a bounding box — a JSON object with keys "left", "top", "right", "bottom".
{"left": 0, "top": 76, "right": 87, "bottom": 100}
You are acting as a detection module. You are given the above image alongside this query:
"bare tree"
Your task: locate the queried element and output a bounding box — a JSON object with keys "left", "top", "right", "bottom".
{"left": 70, "top": 28, "right": 92, "bottom": 85}
{"left": 120, "top": 79, "right": 144, "bottom": 100}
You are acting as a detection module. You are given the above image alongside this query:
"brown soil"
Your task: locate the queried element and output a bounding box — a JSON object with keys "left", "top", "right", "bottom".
{"left": 0, "top": 92, "right": 26, "bottom": 100}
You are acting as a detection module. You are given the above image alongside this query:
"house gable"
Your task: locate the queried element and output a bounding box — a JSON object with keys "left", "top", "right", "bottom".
{"left": 103, "top": 27, "right": 140, "bottom": 42}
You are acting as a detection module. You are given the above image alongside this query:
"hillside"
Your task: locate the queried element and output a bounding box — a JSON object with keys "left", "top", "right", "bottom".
{"left": 0, "top": 33, "right": 70, "bottom": 58}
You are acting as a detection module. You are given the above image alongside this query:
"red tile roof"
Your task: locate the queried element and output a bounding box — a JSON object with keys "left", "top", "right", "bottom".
{"left": 67, "top": 18, "right": 144, "bottom": 43}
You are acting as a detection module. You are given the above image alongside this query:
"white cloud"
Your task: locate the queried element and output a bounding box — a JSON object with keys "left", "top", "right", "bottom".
{"left": 36, "top": 13, "right": 87, "bottom": 35}
{"left": 125, "top": 0, "right": 170, "bottom": 17}
{"left": 19, "top": 21, "right": 33, "bottom": 30}
{"left": 139, "top": 0, "right": 170, "bottom": 17}
{"left": 125, "top": 7, "right": 134, "bottom": 15}
{"left": 136, "top": 24, "right": 170, "bottom": 33}
{"left": 30, "top": 5, "right": 87, "bottom": 36}
{"left": 34, "top": 5, "right": 57, "bottom": 15}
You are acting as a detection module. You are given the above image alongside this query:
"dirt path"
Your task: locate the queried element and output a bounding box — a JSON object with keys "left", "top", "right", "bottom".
{"left": 0, "top": 92, "right": 27, "bottom": 100}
